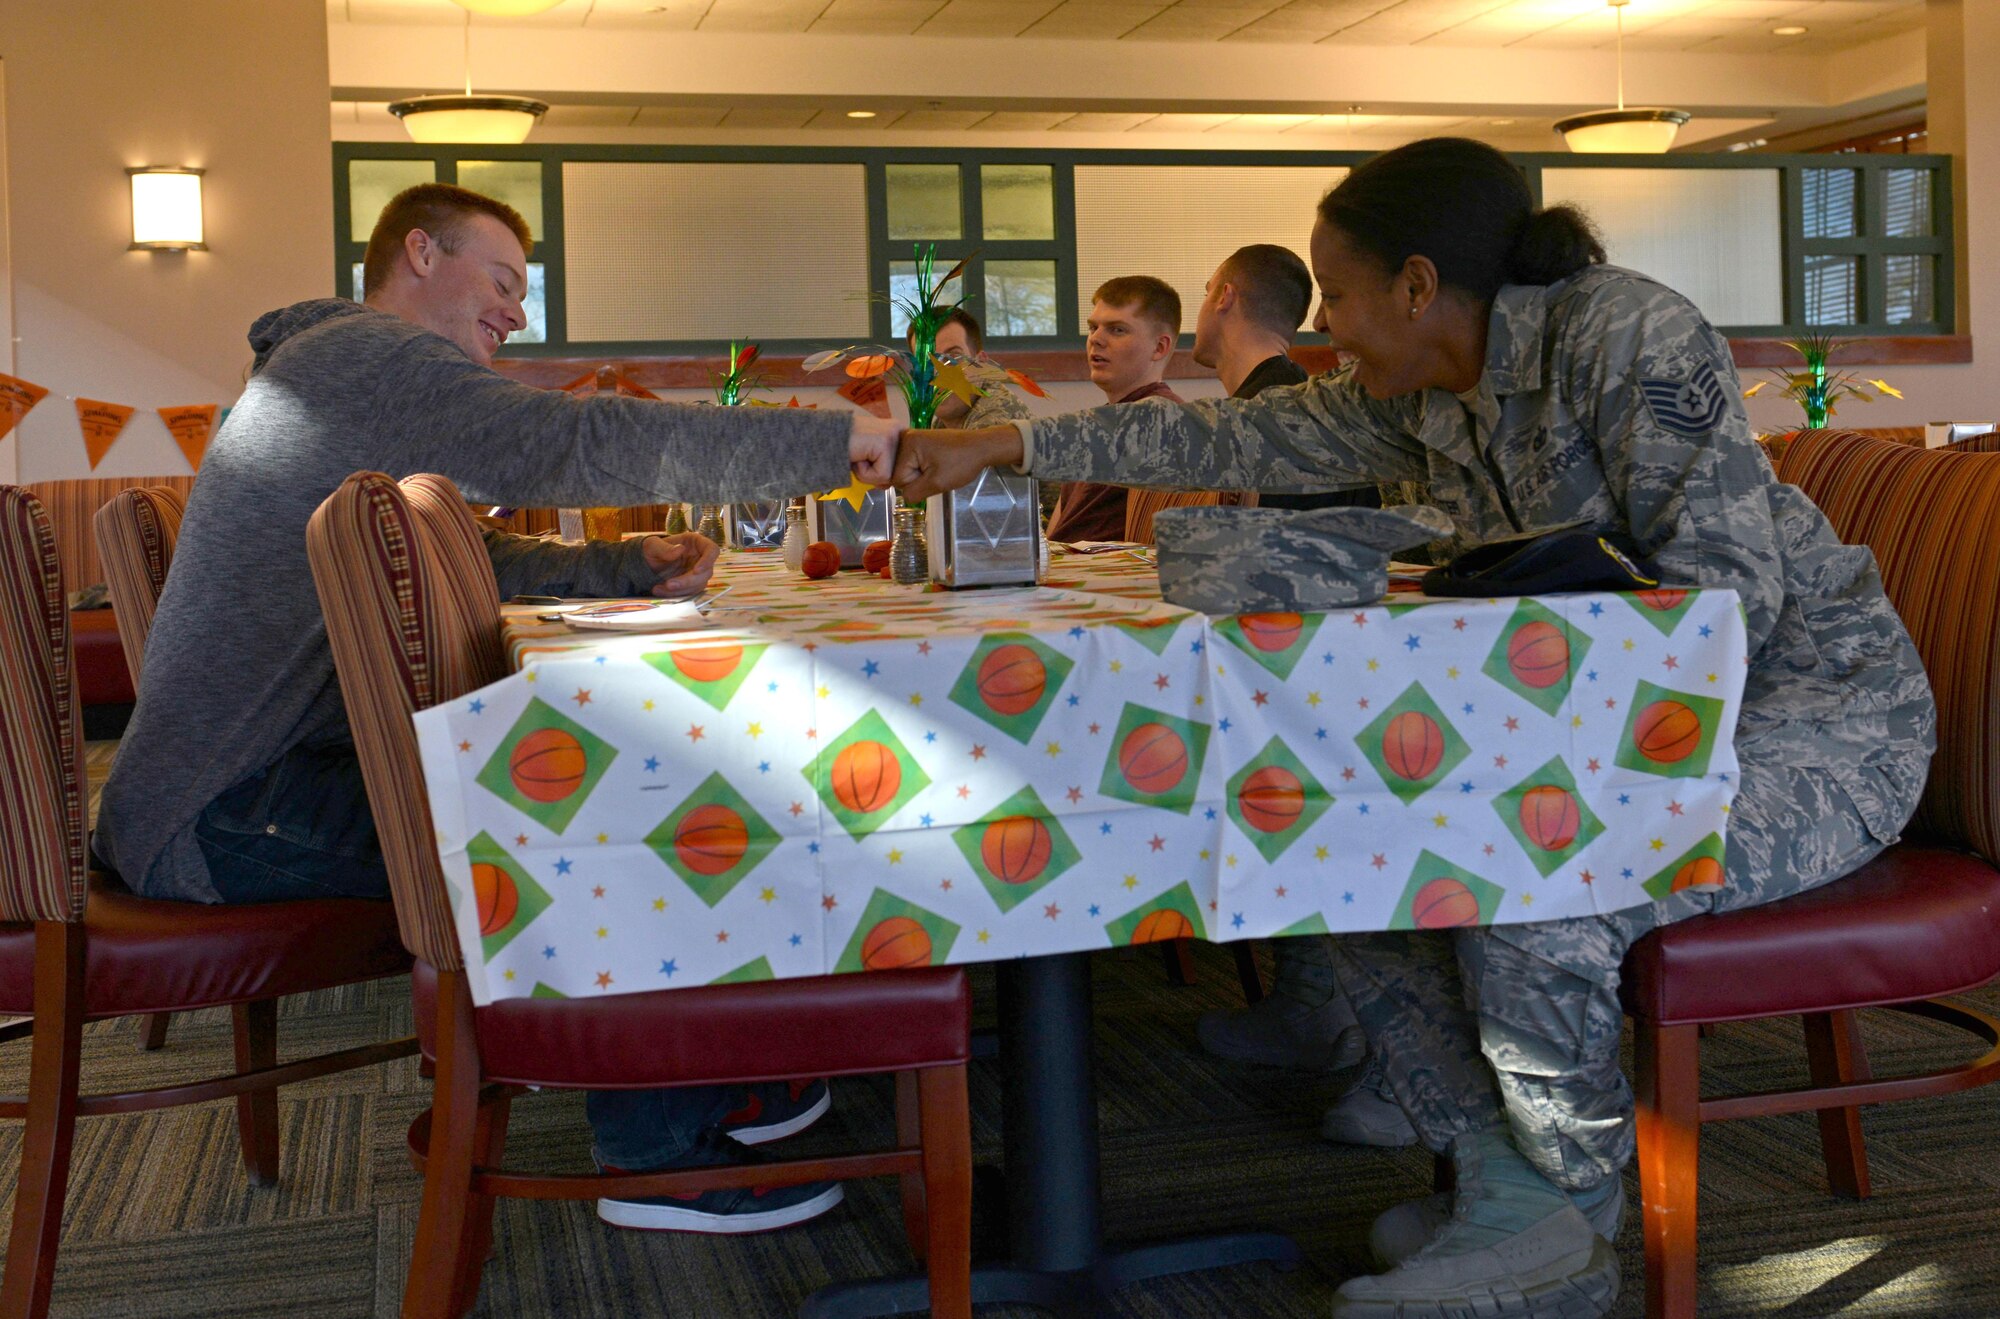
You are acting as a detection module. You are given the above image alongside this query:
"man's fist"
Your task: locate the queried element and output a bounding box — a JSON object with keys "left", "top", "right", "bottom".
{"left": 892, "top": 426, "right": 1026, "bottom": 502}
{"left": 641, "top": 531, "right": 719, "bottom": 598}
{"left": 848, "top": 413, "right": 902, "bottom": 486}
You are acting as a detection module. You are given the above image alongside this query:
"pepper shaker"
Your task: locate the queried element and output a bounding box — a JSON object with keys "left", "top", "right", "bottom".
{"left": 890, "top": 507, "right": 926, "bottom": 586}
{"left": 696, "top": 504, "right": 726, "bottom": 546}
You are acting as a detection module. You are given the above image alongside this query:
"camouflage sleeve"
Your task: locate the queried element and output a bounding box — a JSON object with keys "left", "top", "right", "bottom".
{"left": 960, "top": 388, "right": 1034, "bottom": 430}
{"left": 1562, "top": 279, "right": 1784, "bottom": 651}
{"left": 1027, "top": 369, "right": 1429, "bottom": 493}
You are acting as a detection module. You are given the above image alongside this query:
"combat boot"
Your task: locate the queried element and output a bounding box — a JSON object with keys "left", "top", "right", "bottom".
{"left": 1196, "top": 935, "right": 1367, "bottom": 1070}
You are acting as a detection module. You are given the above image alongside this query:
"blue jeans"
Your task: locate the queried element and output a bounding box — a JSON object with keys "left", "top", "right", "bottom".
{"left": 193, "top": 741, "right": 392, "bottom": 903}
{"left": 194, "top": 741, "right": 719, "bottom": 1171}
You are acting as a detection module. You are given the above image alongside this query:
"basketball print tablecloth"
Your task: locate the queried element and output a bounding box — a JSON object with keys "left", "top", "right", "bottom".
{"left": 412, "top": 554, "right": 1748, "bottom": 1006}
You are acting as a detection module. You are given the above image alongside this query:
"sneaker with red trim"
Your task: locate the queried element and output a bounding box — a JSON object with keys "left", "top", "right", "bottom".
{"left": 594, "top": 1129, "right": 844, "bottom": 1235}
{"left": 720, "top": 1078, "right": 831, "bottom": 1146}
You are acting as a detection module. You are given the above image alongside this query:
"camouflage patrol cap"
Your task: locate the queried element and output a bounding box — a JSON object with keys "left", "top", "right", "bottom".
{"left": 1153, "top": 503, "right": 1456, "bottom": 613}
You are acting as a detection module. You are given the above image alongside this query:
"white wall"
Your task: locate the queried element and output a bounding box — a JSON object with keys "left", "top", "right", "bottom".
{"left": 0, "top": 1, "right": 333, "bottom": 482}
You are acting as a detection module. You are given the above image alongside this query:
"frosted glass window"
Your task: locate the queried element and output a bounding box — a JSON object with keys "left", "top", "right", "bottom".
{"left": 563, "top": 162, "right": 869, "bottom": 341}
{"left": 457, "top": 160, "right": 544, "bottom": 238}
{"left": 351, "top": 260, "right": 544, "bottom": 343}
{"left": 887, "top": 164, "right": 962, "bottom": 240}
{"left": 890, "top": 261, "right": 964, "bottom": 339}
{"left": 348, "top": 158, "right": 435, "bottom": 241}
{"left": 980, "top": 164, "right": 1055, "bottom": 240}
{"left": 985, "top": 260, "right": 1059, "bottom": 336}
{"left": 1541, "top": 169, "right": 1783, "bottom": 326}
{"left": 1883, "top": 254, "right": 1936, "bottom": 325}
{"left": 1804, "top": 255, "right": 1859, "bottom": 325}
{"left": 1073, "top": 166, "right": 1342, "bottom": 330}
{"left": 1883, "top": 169, "right": 1933, "bottom": 238}
{"left": 1802, "top": 169, "right": 1858, "bottom": 239}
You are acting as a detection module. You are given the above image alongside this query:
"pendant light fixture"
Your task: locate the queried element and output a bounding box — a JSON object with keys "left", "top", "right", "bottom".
{"left": 389, "top": 10, "right": 547, "bottom": 145}
{"left": 1554, "top": 0, "right": 1689, "bottom": 154}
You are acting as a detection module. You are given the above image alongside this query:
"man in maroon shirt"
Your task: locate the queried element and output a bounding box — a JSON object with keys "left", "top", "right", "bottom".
{"left": 1043, "top": 275, "right": 1185, "bottom": 543}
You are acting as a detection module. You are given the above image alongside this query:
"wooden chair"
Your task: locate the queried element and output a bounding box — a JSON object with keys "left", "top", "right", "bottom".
{"left": 1622, "top": 430, "right": 2000, "bottom": 1317}
{"left": 306, "top": 472, "right": 974, "bottom": 1319}
{"left": 91, "top": 485, "right": 187, "bottom": 1053}
{"left": 0, "top": 486, "right": 417, "bottom": 1319}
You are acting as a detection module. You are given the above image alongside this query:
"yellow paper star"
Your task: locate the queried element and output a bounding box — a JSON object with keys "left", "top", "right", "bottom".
{"left": 1649, "top": 838, "right": 1666, "bottom": 851}
{"left": 887, "top": 848, "right": 904, "bottom": 864}
{"left": 652, "top": 897, "right": 667, "bottom": 912}
{"left": 817, "top": 470, "right": 875, "bottom": 512}
{"left": 976, "top": 929, "right": 991, "bottom": 944}
{"left": 1045, "top": 741, "right": 1062, "bottom": 757}
{"left": 759, "top": 887, "right": 776, "bottom": 903}
{"left": 1123, "top": 874, "right": 1139, "bottom": 890}
{"left": 932, "top": 357, "right": 983, "bottom": 407}
{"left": 1307, "top": 691, "right": 1322, "bottom": 707}
{"left": 1432, "top": 812, "right": 1449, "bottom": 827}
{"left": 1313, "top": 845, "right": 1329, "bottom": 861}
{"left": 746, "top": 721, "right": 764, "bottom": 738}
{"left": 1869, "top": 378, "right": 1903, "bottom": 399}
{"left": 908, "top": 693, "right": 923, "bottom": 707}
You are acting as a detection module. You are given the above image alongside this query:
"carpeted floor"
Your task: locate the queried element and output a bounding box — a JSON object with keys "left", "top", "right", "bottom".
{"left": 16, "top": 742, "right": 1999, "bottom": 1318}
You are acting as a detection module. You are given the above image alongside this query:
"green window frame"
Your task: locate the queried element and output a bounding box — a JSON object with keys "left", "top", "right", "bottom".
{"left": 334, "top": 143, "right": 1955, "bottom": 358}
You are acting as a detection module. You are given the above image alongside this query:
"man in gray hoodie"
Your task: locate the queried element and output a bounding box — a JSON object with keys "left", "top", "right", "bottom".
{"left": 93, "top": 183, "right": 897, "bottom": 1235}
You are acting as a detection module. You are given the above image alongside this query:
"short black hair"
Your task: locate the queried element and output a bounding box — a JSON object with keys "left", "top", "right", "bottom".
{"left": 911, "top": 307, "right": 984, "bottom": 355}
{"left": 1216, "top": 244, "right": 1312, "bottom": 338}
{"left": 1318, "top": 138, "right": 1604, "bottom": 302}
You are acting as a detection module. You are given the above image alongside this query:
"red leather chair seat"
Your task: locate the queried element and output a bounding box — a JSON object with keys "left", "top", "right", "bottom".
{"left": 412, "top": 961, "right": 970, "bottom": 1090}
{"left": 1622, "top": 845, "right": 2000, "bottom": 1027}
{"left": 70, "top": 610, "right": 134, "bottom": 706}
{"left": 0, "top": 876, "right": 409, "bottom": 1018}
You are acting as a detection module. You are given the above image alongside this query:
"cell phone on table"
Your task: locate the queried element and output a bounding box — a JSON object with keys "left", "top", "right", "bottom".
{"left": 511, "top": 595, "right": 564, "bottom": 605}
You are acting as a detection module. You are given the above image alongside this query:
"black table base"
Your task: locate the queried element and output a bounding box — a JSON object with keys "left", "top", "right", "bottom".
{"left": 801, "top": 952, "right": 1301, "bottom": 1317}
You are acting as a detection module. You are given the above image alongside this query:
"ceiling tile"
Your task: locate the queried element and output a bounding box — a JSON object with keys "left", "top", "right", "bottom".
{"left": 915, "top": 0, "right": 1060, "bottom": 34}
{"left": 629, "top": 105, "right": 732, "bottom": 127}
{"left": 968, "top": 110, "right": 1078, "bottom": 130}
{"left": 1130, "top": 112, "right": 1243, "bottom": 131}
{"left": 541, "top": 104, "right": 641, "bottom": 126}
{"left": 802, "top": 108, "right": 913, "bottom": 128}
{"left": 1018, "top": 2, "right": 1168, "bottom": 38}
{"left": 1050, "top": 112, "right": 1161, "bottom": 131}
{"left": 891, "top": 108, "right": 997, "bottom": 129}
{"left": 1122, "top": 5, "right": 1277, "bottom": 39}
{"left": 808, "top": 0, "right": 952, "bottom": 34}
{"left": 696, "top": 0, "right": 828, "bottom": 33}
{"left": 717, "top": 106, "right": 821, "bottom": 128}
{"left": 582, "top": 0, "right": 708, "bottom": 29}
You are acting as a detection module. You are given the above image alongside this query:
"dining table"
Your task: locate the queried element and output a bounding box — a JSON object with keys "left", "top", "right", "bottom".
{"left": 413, "top": 546, "right": 1749, "bottom": 1315}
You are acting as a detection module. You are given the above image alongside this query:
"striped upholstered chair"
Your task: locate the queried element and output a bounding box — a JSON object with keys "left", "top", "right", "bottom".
{"left": 308, "top": 472, "right": 974, "bottom": 1319}
{"left": 0, "top": 486, "right": 416, "bottom": 1319}
{"left": 91, "top": 486, "right": 188, "bottom": 1054}
{"left": 1621, "top": 430, "right": 2000, "bottom": 1317}
{"left": 91, "top": 485, "right": 185, "bottom": 689}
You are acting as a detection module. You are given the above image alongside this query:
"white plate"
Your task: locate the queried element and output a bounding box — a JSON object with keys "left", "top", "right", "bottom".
{"left": 561, "top": 600, "right": 715, "bottom": 632}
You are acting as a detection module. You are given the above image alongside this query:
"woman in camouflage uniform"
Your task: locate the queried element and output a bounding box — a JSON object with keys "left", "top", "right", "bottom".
{"left": 893, "top": 137, "right": 1934, "bottom": 1319}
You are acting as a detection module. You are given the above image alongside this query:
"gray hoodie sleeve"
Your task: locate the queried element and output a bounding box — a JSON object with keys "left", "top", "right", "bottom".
{"left": 369, "top": 335, "right": 853, "bottom": 508}
{"left": 481, "top": 529, "right": 659, "bottom": 600}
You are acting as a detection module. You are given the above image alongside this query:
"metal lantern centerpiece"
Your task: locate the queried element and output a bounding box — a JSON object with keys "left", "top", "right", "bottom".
{"left": 709, "top": 342, "right": 794, "bottom": 551}
{"left": 805, "top": 245, "right": 1043, "bottom": 586}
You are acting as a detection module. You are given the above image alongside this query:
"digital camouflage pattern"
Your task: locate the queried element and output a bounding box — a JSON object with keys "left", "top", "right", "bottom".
{"left": 959, "top": 383, "right": 1033, "bottom": 432}
{"left": 1025, "top": 264, "right": 1937, "bottom": 1192}
{"left": 1152, "top": 501, "right": 1452, "bottom": 612}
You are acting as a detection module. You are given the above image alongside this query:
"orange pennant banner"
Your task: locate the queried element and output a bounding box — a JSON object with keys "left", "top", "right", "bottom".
{"left": 75, "top": 398, "right": 135, "bottom": 470}
{"left": 0, "top": 372, "right": 49, "bottom": 441}
{"left": 157, "top": 404, "right": 219, "bottom": 471}
{"left": 837, "top": 375, "right": 892, "bottom": 420}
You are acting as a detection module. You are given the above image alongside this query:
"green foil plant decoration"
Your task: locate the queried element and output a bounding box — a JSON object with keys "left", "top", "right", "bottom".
{"left": 711, "top": 340, "right": 769, "bottom": 407}
{"left": 1742, "top": 332, "right": 1903, "bottom": 430}
{"left": 803, "top": 244, "right": 1041, "bottom": 427}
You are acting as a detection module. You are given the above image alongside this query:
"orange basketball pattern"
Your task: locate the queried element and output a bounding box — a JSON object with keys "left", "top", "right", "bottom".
{"left": 1238, "top": 612, "right": 1303, "bottom": 654}
{"left": 1634, "top": 700, "right": 1702, "bottom": 764}
{"left": 977, "top": 644, "right": 1048, "bottom": 717}
{"left": 1518, "top": 784, "right": 1581, "bottom": 852}
{"left": 673, "top": 803, "right": 749, "bottom": 876}
{"left": 508, "top": 727, "right": 588, "bottom": 803}
{"left": 861, "top": 916, "right": 933, "bottom": 970}
{"left": 832, "top": 740, "right": 903, "bottom": 815}
{"left": 981, "top": 815, "right": 1053, "bottom": 885}
{"left": 1670, "top": 855, "right": 1725, "bottom": 892}
{"left": 1238, "top": 765, "right": 1306, "bottom": 834}
{"left": 1506, "top": 621, "right": 1570, "bottom": 690}
{"left": 1119, "top": 722, "right": 1189, "bottom": 795}
{"left": 1412, "top": 877, "right": 1481, "bottom": 929}
{"left": 473, "top": 861, "right": 518, "bottom": 936}
{"left": 1131, "top": 908, "right": 1195, "bottom": 945}
{"left": 1638, "top": 588, "right": 1688, "bottom": 612}
{"left": 670, "top": 644, "right": 744, "bottom": 685}
{"left": 1382, "top": 711, "right": 1444, "bottom": 782}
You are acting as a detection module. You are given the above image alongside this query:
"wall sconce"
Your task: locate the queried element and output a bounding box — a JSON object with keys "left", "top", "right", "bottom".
{"left": 128, "top": 167, "right": 205, "bottom": 251}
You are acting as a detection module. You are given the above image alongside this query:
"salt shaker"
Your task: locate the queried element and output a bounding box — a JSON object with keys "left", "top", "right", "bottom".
{"left": 696, "top": 504, "right": 726, "bottom": 546}
{"left": 782, "top": 501, "right": 808, "bottom": 573}
{"left": 891, "top": 507, "right": 926, "bottom": 586}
